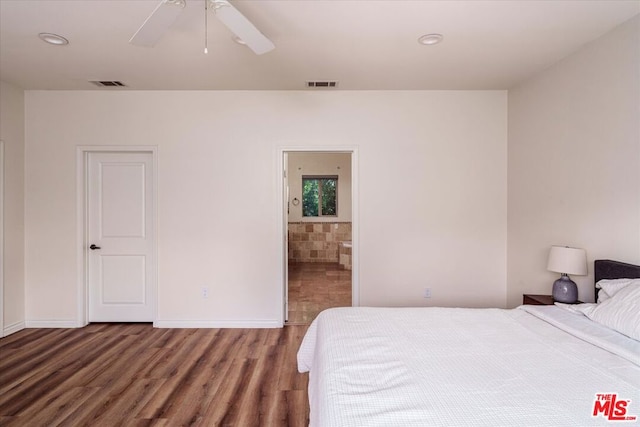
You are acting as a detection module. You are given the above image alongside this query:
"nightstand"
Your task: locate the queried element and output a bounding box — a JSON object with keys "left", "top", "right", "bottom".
{"left": 523, "top": 294, "right": 582, "bottom": 305}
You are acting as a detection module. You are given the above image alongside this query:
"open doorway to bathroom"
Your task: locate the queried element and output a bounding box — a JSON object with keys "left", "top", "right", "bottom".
{"left": 283, "top": 150, "right": 354, "bottom": 325}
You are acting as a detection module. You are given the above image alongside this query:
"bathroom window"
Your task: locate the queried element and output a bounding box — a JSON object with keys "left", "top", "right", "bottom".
{"left": 302, "top": 176, "right": 337, "bottom": 217}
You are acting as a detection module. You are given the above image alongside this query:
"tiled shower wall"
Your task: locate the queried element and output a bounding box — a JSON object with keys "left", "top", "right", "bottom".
{"left": 288, "top": 222, "right": 352, "bottom": 263}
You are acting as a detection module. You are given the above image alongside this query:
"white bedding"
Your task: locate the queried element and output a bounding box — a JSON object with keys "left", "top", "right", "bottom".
{"left": 297, "top": 306, "right": 640, "bottom": 426}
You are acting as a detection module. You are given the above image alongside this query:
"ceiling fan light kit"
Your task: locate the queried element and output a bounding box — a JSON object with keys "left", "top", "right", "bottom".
{"left": 130, "top": 0, "right": 274, "bottom": 55}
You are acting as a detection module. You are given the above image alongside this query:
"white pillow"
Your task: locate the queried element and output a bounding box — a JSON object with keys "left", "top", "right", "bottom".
{"left": 574, "top": 283, "right": 640, "bottom": 340}
{"left": 596, "top": 278, "right": 640, "bottom": 303}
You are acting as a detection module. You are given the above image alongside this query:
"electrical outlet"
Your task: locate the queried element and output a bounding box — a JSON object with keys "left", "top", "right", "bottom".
{"left": 202, "top": 286, "right": 209, "bottom": 299}
{"left": 423, "top": 288, "right": 431, "bottom": 298}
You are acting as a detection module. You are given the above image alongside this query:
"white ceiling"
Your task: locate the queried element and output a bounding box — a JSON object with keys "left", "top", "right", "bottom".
{"left": 1, "top": 0, "right": 638, "bottom": 90}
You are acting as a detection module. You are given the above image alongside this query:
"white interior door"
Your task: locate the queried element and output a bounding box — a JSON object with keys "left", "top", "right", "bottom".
{"left": 88, "top": 152, "right": 155, "bottom": 322}
{"left": 283, "top": 152, "right": 289, "bottom": 322}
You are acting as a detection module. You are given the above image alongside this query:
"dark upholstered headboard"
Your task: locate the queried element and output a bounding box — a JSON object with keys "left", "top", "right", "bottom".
{"left": 594, "top": 259, "right": 640, "bottom": 300}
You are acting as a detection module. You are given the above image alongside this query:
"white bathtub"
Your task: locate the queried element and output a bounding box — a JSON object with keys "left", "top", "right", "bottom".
{"left": 339, "top": 241, "right": 352, "bottom": 270}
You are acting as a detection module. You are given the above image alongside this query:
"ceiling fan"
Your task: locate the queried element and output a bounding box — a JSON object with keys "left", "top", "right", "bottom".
{"left": 130, "top": 0, "right": 275, "bottom": 55}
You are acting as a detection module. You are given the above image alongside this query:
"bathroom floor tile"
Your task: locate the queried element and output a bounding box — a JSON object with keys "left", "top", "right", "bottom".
{"left": 286, "top": 262, "right": 352, "bottom": 325}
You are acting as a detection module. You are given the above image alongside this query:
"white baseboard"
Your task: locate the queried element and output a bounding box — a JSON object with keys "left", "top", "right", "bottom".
{"left": 25, "top": 320, "right": 80, "bottom": 328}
{"left": 153, "top": 319, "right": 282, "bottom": 328}
{"left": 3, "top": 320, "right": 26, "bottom": 337}
{"left": 16, "top": 319, "right": 281, "bottom": 329}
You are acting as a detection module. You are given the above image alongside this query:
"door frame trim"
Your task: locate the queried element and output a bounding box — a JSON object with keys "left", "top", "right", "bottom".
{"left": 277, "top": 146, "right": 359, "bottom": 326}
{"left": 0, "top": 141, "right": 4, "bottom": 336}
{"left": 76, "top": 146, "right": 158, "bottom": 327}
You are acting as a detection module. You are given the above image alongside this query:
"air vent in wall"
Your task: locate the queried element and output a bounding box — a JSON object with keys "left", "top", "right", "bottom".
{"left": 90, "top": 81, "right": 127, "bottom": 87}
{"left": 306, "top": 81, "right": 338, "bottom": 88}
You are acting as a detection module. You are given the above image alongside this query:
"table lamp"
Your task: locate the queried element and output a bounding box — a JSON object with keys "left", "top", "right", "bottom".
{"left": 546, "top": 246, "right": 587, "bottom": 303}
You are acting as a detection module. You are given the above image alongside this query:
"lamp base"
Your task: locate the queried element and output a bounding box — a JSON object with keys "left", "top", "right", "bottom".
{"left": 552, "top": 274, "right": 578, "bottom": 303}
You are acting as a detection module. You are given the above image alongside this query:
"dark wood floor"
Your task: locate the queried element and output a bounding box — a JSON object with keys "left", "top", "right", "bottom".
{"left": 287, "top": 262, "right": 351, "bottom": 325}
{"left": 0, "top": 323, "right": 309, "bottom": 426}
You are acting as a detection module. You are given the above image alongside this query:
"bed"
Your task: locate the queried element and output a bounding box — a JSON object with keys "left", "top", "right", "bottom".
{"left": 297, "top": 259, "right": 640, "bottom": 426}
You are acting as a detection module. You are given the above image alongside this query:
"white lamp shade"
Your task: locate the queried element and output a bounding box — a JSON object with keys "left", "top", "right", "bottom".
{"left": 547, "top": 246, "right": 587, "bottom": 276}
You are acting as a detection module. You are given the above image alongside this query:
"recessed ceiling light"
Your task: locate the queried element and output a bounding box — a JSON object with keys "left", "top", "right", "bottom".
{"left": 38, "top": 33, "right": 69, "bottom": 46}
{"left": 418, "top": 34, "right": 443, "bottom": 46}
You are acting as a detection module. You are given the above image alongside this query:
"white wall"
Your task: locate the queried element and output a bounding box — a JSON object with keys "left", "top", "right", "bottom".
{"left": 14, "top": 16, "right": 640, "bottom": 324}
{"left": 0, "top": 80, "right": 26, "bottom": 335}
{"left": 24, "top": 90, "right": 507, "bottom": 326}
{"left": 287, "top": 152, "right": 352, "bottom": 222}
{"left": 507, "top": 15, "right": 640, "bottom": 307}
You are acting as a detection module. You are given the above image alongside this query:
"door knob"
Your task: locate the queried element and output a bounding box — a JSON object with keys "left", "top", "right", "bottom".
{"left": 90, "top": 244, "right": 101, "bottom": 250}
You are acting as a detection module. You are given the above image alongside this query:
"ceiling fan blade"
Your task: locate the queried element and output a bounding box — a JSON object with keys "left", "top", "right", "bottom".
{"left": 211, "top": 0, "right": 275, "bottom": 55}
{"left": 130, "top": 0, "right": 186, "bottom": 47}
